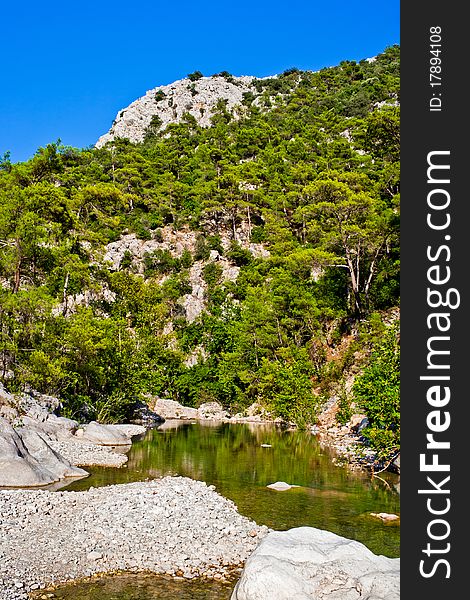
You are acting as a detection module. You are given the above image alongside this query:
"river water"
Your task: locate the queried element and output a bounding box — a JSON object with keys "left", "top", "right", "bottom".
{"left": 50, "top": 421, "right": 399, "bottom": 599}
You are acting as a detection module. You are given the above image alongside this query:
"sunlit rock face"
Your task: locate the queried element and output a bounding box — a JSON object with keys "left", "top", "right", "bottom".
{"left": 231, "top": 526, "right": 400, "bottom": 600}
{"left": 96, "top": 75, "right": 257, "bottom": 147}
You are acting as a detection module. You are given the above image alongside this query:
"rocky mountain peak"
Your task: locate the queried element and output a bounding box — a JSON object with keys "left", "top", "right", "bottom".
{"left": 96, "top": 74, "right": 257, "bottom": 147}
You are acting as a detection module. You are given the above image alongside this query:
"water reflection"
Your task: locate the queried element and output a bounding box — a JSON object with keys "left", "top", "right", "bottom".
{"left": 65, "top": 421, "right": 399, "bottom": 558}
{"left": 33, "top": 574, "right": 235, "bottom": 600}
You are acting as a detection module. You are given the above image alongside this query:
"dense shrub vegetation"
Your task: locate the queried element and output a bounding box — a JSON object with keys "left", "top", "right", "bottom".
{"left": 353, "top": 324, "right": 400, "bottom": 459}
{"left": 0, "top": 47, "right": 400, "bottom": 456}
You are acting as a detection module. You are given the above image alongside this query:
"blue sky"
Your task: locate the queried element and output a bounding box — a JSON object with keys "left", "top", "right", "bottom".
{"left": 0, "top": 1, "right": 399, "bottom": 163}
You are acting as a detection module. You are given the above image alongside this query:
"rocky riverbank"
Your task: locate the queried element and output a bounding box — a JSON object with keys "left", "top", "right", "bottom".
{"left": 312, "top": 396, "right": 400, "bottom": 473}
{"left": 47, "top": 438, "right": 129, "bottom": 469}
{"left": 0, "top": 416, "right": 149, "bottom": 488}
{"left": 314, "top": 422, "right": 378, "bottom": 472}
{"left": 0, "top": 384, "right": 151, "bottom": 488}
{"left": 150, "top": 398, "right": 276, "bottom": 425}
{"left": 0, "top": 389, "right": 400, "bottom": 600}
{"left": 46, "top": 424, "right": 148, "bottom": 470}
{"left": 1, "top": 381, "right": 386, "bottom": 483}
{"left": 0, "top": 477, "right": 269, "bottom": 600}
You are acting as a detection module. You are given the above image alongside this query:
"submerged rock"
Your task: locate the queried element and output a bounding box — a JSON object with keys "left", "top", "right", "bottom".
{"left": 266, "top": 481, "right": 298, "bottom": 491}
{"left": 370, "top": 512, "right": 400, "bottom": 523}
{"left": 231, "top": 527, "right": 400, "bottom": 600}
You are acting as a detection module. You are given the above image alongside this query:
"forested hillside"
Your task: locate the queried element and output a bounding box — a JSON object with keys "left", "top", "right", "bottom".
{"left": 0, "top": 46, "right": 400, "bottom": 455}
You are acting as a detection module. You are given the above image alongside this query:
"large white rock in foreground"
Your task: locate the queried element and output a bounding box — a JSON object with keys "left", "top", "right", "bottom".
{"left": 231, "top": 527, "right": 399, "bottom": 600}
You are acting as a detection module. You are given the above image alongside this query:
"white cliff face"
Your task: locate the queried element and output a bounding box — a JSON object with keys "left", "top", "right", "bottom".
{"left": 52, "top": 221, "right": 268, "bottom": 326}
{"left": 181, "top": 261, "right": 207, "bottom": 323}
{"left": 103, "top": 227, "right": 199, "bottom": 272}
{"left": 96, "top": 75, "right": 257, "bottom": 147}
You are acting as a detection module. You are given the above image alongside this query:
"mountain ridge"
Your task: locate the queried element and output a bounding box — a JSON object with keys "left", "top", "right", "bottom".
{"left": 0, "top": 47, "right": 400, "bottom": 458}
{"left": 96, "top": 74, "right": 257, "bottom": 147}
{"left": 95, "top": 54, "right": 382, "bottom": 150}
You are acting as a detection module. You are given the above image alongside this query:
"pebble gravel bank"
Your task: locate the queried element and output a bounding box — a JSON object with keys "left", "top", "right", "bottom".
{"left": 0, "top": 477, "right": 269, "bottom": 600}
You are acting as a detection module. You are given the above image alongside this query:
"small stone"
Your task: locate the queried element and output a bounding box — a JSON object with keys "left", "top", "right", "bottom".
{"left": 370, "top": 512, "right": 400, "bottom": 522}
{"left": 87, "top": 551, "right": 103, "bottom": 561}
{"left": 267, "top": 481, "right": 299, "bottom": 491}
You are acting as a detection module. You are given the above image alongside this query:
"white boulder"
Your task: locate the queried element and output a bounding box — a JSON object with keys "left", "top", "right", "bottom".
{"left": 231, "top": 527, "right": 399, "bottom": 600}
{"left": 152, "top": 399, "right": 198, "bottom": 420}
{"left": 197, "top": 402, "right": 229, "bottom": 420}
{"left": 21, "top": 414, "right": 78, "bottom": 441}
{"left": 79, "top": 421, "right": 132, "bottom": 446}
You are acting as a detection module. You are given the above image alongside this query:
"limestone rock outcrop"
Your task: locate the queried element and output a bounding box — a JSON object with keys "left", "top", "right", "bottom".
{"left": 96, "top": 75, "right": 256, "bottom": 147}
{"left": 20, "top": 414, "right": 78, "bottom": 441}
{"left": 17, "top": 428, "right": 88, "bottom": 481}
{"left": 197, "top": 402, "right": 230, "bottom": 420}
{"left": 0, "top": 418, "right": 87, "bottom": 487}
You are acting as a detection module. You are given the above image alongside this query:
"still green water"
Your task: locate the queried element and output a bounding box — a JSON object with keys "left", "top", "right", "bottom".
{"left": 47, "top": 574, "right": 235, "bottom": 600}
{"left": 55, "top": 421, "right": 399, "bottom": 599}
{"left": 66, "top": 421, "right": 399, "bottom": 554}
